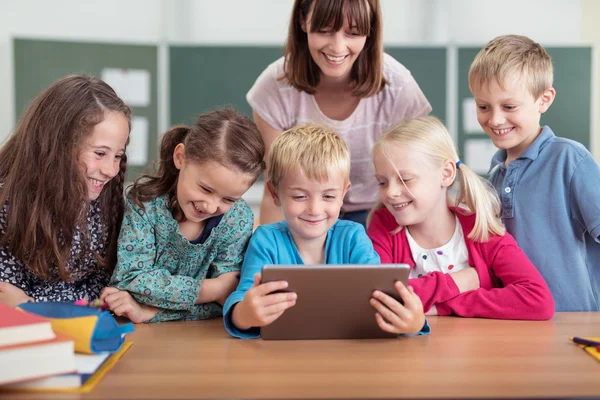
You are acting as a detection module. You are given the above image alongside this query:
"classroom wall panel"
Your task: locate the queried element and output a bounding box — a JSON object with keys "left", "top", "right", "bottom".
{"left": 13, "top": 39, "right": 592, "bottom": 183}
{"left": 169, "top": 46, "right": 447, "bottom": 125}
{"left": 169, "top": 46, "right": 283, "bottom": 125}
{"left": 386, "top": 47, "right": 447, "bottom": 122}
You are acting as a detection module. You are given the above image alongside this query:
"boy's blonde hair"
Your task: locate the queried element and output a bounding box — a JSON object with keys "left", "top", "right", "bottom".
{"left": 369, "top": 116, "right": 505, "bottom": 242}
{"left": 267, "top": 124, "right": 350, "bottom": 188}
{"left": 469, "top": 34, "right": 553, "bottom": 99}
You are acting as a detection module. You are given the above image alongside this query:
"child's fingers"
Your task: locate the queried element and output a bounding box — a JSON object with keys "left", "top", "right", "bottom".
{"left": 103, "top": 292, "right": 117, "bottom": 306}
{"left": 262, "top": 297, "right": 296, "bottom": 316}
{"left": 263, "top": 291, "right": 296, "bottom": 306}
{"left": 107, "top": 298, "right": 125, "bottom": 313}
{"left": 104, "top": 291, "right": 126, "bottom": 307}
{"left": 253, "top": 280, "right": 289, "bottom": 297}
{"left": 375, "top": 312, "right": 402, "bottom": 334}
{"left": 253, "top": 300, "right": 295, "bottom": 326}
{"left": 100, "top": 287, "right": 119, "bottom": 301}
{"left": 251, "top": 273, "right": 261, "bottom": 287}
{"left": 246, "top": 291, "right": 296, "bottom": 317}
{"left": 371, "top": 289, "right": 409, "bottom": 319}
{"left": 112, "top": 303, "right": 131, "bottom": 317}
{"left": 369, "top": 297, "right": 407, "bottom": 330}
{"left": 396, "top": 282, "right": 423, "bottom": 311}
{"left": 265, "top": 309, "right": 288, "bottom": 325}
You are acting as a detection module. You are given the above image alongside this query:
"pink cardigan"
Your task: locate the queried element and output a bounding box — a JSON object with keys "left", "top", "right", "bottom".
{"left": 367, "top": 207, "right": 554, "bottom": 320}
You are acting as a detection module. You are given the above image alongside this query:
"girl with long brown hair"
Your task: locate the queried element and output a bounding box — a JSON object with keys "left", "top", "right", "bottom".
{"left": 0, "top": 74, "right": 130, "bottom": 306}
{"left": 101, "top": 107, "right": 265, "bottom": 323}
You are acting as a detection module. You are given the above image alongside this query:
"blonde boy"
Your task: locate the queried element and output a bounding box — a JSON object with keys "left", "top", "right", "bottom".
{"left": 469, "top": 34, "right": 600, "bottom": 311}
{"left": 223, "top": 124, "right": 426, "bottom": 338}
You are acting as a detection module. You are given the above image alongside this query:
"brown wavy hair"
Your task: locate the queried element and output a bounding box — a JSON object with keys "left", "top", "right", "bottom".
{"left": 129, "top": 107, "right": 265, "bottom": 222}
{"left": 283, "top": 0, "right": 386, "bottom": 97}
{"left": 0, "top": 74, "right": 131, "bottom": 280}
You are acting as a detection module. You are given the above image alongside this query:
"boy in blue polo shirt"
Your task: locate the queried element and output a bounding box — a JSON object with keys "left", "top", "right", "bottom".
{"left": 223, "top": 124, "right": 427, "bottom": 338}
{"left": 469, "top": 34, "right": 600, "bottom": 311}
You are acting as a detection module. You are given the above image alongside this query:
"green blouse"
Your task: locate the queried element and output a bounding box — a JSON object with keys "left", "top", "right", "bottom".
{"left": 110, "top": 194, "right": 254, "bottom": 322}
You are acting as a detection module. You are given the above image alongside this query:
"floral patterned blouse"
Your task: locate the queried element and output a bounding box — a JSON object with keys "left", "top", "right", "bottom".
{"left": 0, "top": 199, "right": 111, "bottom": 302}
{"left": 110, "top": 194, "right": 254, "bottom": 323}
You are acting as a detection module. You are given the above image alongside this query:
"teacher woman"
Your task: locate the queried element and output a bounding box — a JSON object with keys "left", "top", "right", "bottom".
{"left": 248, "top": 0, "right": 431, "bottom": 226}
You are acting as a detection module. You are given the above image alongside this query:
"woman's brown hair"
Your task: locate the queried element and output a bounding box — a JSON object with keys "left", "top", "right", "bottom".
{"left": 283, "top": 0, "right": 386, "bottom": 97}
{"left": 129, "top": 107, "right": 265, "bottom": 222}
{"left": 0, "top": 74, "right": 131, "bottom": 280}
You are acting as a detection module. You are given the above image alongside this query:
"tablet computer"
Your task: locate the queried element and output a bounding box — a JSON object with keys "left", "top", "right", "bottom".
{"left": 260, "top": 264, "right": 410, "bottom": 340}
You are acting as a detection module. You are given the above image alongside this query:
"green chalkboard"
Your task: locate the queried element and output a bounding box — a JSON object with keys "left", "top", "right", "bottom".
{"left": 13, "top": 38, "right": 158, "bottom": 180}
{"left": 386, "top": 47, "right": 447, "bottom": 122}
{"left": 15, "top": 39, "right": 589, "bottom": 183}
{"left": 169, "top": 46, "right": 447, "bottom": 125}
{"left": 457, "top": 46, "right": 592, "bottom": 170}
{"left": 169, "top": 46, "right": 283, "bottom": 125}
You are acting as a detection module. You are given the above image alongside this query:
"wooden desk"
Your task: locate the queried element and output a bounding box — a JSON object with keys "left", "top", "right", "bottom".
{"left": 2, "top": 313, "right": 600, "bottom": 399}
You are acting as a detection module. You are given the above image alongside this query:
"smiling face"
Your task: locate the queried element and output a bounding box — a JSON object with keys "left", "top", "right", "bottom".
{"left": 302, "top": 5, "right": 368, "bottom": 84}
{"left": 472, "top": 74, "right": 555, "bottom": 163}
{"left": 77, "top": 111, "right": 129, "bottom": 201}
{"left": 373, "top": 144, "right": 451, "bottom": 231}
{"left": 174, "top": 144, "right": 255, "bottom": 223}
{"left": 269, "top": 167, "right": 350, "bottom": 250}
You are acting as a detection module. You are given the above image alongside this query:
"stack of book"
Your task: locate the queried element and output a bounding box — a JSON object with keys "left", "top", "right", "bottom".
{"left": 6, "top": 351, "right": 113, "bottom": 390}
{"left": 0, "top": 303, "right": 76, "bottom": 386}
{"left": 0, "top": 304, "right": 126, "bottom": 391}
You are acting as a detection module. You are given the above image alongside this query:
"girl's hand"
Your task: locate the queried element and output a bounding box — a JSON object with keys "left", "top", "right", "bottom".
{"left": 99, "top": 287, "right": 160, "bottom": 324}
{"left": 450, "top": 267, "right": 480, "bottom": 293}
{"left": 214, "top": 271, "right": 241, "bottom": 306}
{"left": 0, "top": 281, "right": 34, "bottom": 307}
{"left": 370, "top": 281, "right": 425, "bottom": 335}
{"left": 231, "top": 273, "right": 297, "bottom": 331}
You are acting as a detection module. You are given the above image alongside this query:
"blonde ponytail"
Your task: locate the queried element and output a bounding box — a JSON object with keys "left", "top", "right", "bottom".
{"left": 455, "top": 163, "right": 505, "bottom": 242}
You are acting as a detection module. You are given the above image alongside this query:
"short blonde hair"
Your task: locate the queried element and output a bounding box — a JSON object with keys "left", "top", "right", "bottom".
{"left": 469, "top": 34, "right": 553, "bottom": 99}
{"left": 267, "top": 124, "right": 350, "bottom": 188}
{"left": 369, "top": 116, "right": 505, "bottom": 242}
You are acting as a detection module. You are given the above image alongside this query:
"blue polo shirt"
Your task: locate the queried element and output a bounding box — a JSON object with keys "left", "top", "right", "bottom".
{"left": 488, "top": 126, "right": 600, "bottom": 311}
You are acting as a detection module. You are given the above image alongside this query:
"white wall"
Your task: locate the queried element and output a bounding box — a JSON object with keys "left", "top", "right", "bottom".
{"left": 443, "top": 0, "right": 582, "bottom": 44}
{"left": 179, "top": 0, "right": 434, "bottom": 45}
{"left": 0, "top": 0, "right": 163, "bottom": 143}
{"left": 0, "top": 0, "right": 588, "bottom": 145}
{"left": 186, "top": 0, "right": 292, "bottom": 45}
{"left": 180, "top": 0, "right": 584, "bottom": 45}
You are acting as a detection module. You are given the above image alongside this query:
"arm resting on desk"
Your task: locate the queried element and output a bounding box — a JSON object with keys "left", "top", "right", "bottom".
{"left": 435, "top": 232, "right": 555, "bottom": 320}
